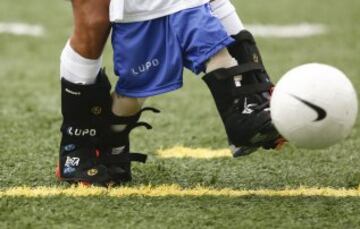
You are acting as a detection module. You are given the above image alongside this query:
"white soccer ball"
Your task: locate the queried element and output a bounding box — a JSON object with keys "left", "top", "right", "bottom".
{"left": 270, "top": 63, "right": 358, "bottom": 149}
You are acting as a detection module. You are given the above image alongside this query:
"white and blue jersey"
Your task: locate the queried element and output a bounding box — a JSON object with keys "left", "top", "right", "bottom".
{"left": 110, "top": 0, "right": 210, "bottom": 23}
{"left": 111, "top": 4, "right": 234, "bottom": 98}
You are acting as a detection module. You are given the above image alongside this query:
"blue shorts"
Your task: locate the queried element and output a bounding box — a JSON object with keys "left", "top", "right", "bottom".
{"left": 111, "top": 4, "right": 234, "bottom": 98}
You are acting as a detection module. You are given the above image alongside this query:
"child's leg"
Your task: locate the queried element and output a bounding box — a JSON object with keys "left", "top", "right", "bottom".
{"left": 112, "top": 94, "right": 145, "bottom": 117}
{"left": 204, "top": 45, "right": 281, "bottom": 156}
{"left": 169, "top": 4, "right": 281, "bottom": 156}
{"left": 110, "top": 17, "right": 189, "bottom": 176}
{"left": 210, "top": 0, "right": 273, "bottom": 85}
{"left": 207, "top": 0, "right": 285, "bottom": 156}
{"left": 105, "top": 93, "right": 153, "bottom": 184}
{"left": 206, "top": 48, "right": 237, "bottom": 73}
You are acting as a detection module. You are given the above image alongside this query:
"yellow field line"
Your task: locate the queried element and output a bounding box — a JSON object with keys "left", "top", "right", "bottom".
{"left": 156, "top": 146, "right": 231, "bottom": 158}
{"left": 1, "top": 185, "right": 360, "bottom": 198}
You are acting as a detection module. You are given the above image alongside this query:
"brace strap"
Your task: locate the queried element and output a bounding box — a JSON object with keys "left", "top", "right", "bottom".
{"left": 209, "top": 64, "right": 271, "bottom": 96}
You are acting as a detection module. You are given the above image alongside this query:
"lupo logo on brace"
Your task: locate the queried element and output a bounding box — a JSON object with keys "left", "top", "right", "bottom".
{"left": 131, "top": 58, "right": 160, "bottom": 76}
{"left": 67, "top": 127, "right": 97, "bottom": 137}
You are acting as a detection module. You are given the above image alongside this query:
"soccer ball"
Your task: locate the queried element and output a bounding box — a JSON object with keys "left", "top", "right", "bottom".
{"left": 270, "top": 63, "right": 358, "bottom": 149}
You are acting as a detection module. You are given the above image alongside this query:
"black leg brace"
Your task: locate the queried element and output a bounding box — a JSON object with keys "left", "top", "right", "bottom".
{"left": 58, "top": 69, "right": 159, "bottom": 185}
{"left": 102, "top": 107, "right": 160, "bottom": 184}
{"left": 58, "top": 69, "right": 113, "bottom": 185}
{"left": 203, "top": 30, "right": 281, "bottom": 153}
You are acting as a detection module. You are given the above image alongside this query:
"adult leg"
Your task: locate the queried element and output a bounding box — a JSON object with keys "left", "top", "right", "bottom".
{"left": 70, "top": 0, "right": 111, "bottom": 59}
{"left": 60, "top": 0, "right": 111, "bottom": 85}
{"left": 57, "top": 0, "right": 115, "bottom": 185}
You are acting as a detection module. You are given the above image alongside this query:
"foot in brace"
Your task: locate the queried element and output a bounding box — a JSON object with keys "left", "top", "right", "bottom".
{"left": 103, "top": 106, "right": 160, "bottom": 184}
{"left": 56, "top": 69, "right": 158, "bottom": 186}
{"left": 203, "top": 30, "right": 285, "bottom": 157}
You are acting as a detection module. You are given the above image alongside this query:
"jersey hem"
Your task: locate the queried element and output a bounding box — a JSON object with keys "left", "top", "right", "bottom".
{"left": 112, "top": 0, "right": 210, "bottom": 23}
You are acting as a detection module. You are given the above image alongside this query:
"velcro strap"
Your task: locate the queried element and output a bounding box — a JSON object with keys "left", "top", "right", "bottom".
{"left": 131, "top": 122, "right": 153, "bottom": 130}
{"left": 140, "top": 107, "right": 161, "bottom": 114}
{"left": 130, "top": 153, "right": 147, "bottom": 163}
{"left": 101, "top": 152, "right": 147, "bottom": 164}
{"left": 214, "top": 63, "right": 264, "bottom": 80}
{"left": 100, "top": 152, "right": 127, "bottom": 164}
{"left": 232, "top": 82, "right": 273, "bottom": 96}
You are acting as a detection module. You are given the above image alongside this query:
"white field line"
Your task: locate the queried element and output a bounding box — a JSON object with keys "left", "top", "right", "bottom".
{"left": 0, "top": 22, "right": 326, "bottom": 38}
{"left": 0, "top": 22, "right": 45, "bottom": 37}
{"left": 246, "top": 23, "right": 327, "bottom": 38}
{"left": 1, "top": 185, "right": 360, "bottom": 198}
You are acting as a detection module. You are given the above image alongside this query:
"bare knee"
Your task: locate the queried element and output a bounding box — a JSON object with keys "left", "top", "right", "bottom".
{"left": 112, "top": 93, "right": 146, "bottom": 117}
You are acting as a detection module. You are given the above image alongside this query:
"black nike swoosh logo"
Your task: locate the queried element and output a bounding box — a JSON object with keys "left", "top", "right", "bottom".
{"left": 290, "top": 94, "right": 327, "bottom": 121}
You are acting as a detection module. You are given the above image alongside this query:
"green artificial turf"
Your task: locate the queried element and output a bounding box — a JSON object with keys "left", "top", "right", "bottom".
{"left": 0, "top": 0, "right": 360, "bottom": 228}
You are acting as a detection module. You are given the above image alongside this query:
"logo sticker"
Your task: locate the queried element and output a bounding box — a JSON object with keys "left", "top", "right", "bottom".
{"left": 65, "top": 156, "right": 80, "bottom": 167}
{"left": 290, "top": 94, "right": 327, "bottom": 121}
{"left": 91, "top": 106, "right": 102, "bottom": 115}
{"left": 233, "top": 75, "right": 243, "bottom": 87}
{"left": 64, "top": 144, "right": 76, "bottom": 152}
{"left": 87, "top": 169, "right": 98, "bottom": 176}
{"left": 111, "top": 146, "right": 126, "bottom": 155}
{"left": 242, "top": 97, "right": 258, "bottom": 114}
{"left": 253, "top": 53, "right": 260, "bottom": 63}
{"left": 63, "top": 156, "right": 80, "bottom": 175}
